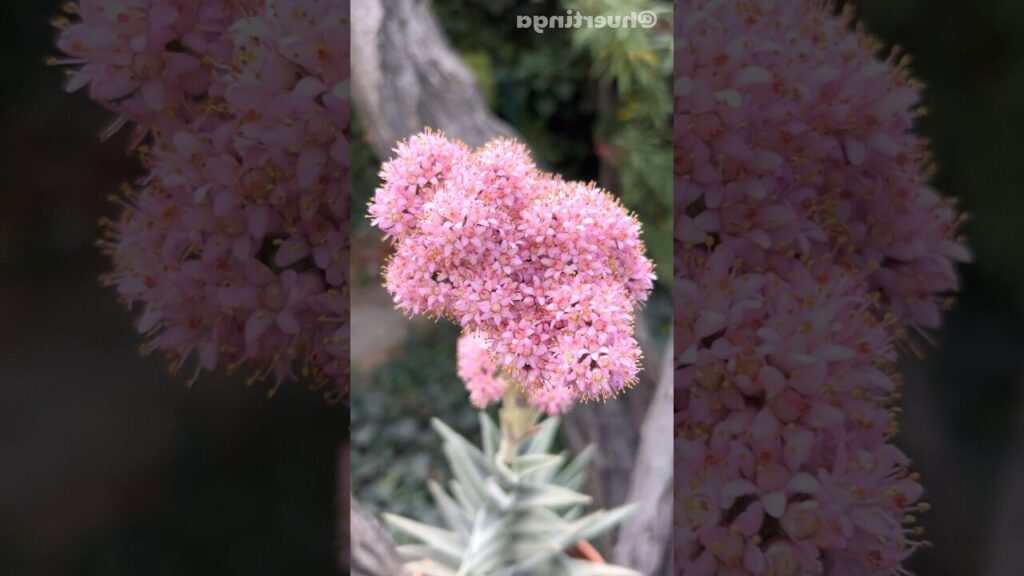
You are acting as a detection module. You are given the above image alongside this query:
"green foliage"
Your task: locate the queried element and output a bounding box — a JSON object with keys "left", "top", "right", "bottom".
{"left": 350, "top": 111, "right": 381, "bottom": 232}
{"left": 350, "top": 324, "right": 480, "bottom": 525}
{"left": 384, "top": 403, "right": 639, "bottom": 576}
{"left": 432, "top": 0, "right": 597, "bottom": 180}
{"left": 565, "top": 0, "right": 673, "bottom": 283}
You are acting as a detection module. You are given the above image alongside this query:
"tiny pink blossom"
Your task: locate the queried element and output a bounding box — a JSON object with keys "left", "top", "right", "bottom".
{"left": 456, "top": 332, "right": 576, "bottom": 416}
{"left": 456, "top": 332, "right": 507, "bottom": 409}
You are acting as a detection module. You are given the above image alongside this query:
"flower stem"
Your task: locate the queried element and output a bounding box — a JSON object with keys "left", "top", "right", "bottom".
{"left": 497, "top": 385, "right": 540, "bottom": 463}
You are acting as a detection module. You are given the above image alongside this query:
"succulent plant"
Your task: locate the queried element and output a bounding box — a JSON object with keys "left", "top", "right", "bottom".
{"left": 383, "top": 393, "right": 640, "bottom": 576}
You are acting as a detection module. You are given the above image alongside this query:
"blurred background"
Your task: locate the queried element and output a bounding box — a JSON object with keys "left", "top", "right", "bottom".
{"left": 846, "top": 2, "right": 1024, "bottom": 574}
{"left": 348, "top": 0, "right": 673, "bottom": 572}
{"left": 5, "top": 0, "right": 1024, "bottom": 574}
{"left": 0, "top": 3, "right": 345, "bottom": 575}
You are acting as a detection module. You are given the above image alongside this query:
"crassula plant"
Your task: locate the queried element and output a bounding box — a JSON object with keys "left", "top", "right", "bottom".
{"left": 676, "top": 1, "right": 969, "bottom": 575}
{"left": 368, "top": 131, "right": 656, "bottom": 572}
{"left": 385, "top": 396, "right": 639, "bottom": 576}
{"left": 52, "top": 0, "right": 349, "bottom": 397}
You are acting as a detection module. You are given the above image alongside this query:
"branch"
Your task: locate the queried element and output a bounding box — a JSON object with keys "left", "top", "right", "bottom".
{"left": 351, "top": 498, "right": 406, "bottom": 576}
{"left": 560, "top": 317, "right": 661, "bottom": 552}
{"left": 351, "top": 0, "right": 514, "bottom": 159}
{"left": 613, "top": 337, "right": 674, "bottom": 575}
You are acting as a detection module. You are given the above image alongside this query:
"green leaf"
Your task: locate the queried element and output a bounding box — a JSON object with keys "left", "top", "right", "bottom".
{"left": 404, "top": 559, "right": 459, "bottom": 576}
{"left": 449, "top": 479, "right": 481, "bottom": 517}
{"left": 511, "top": 453, "right": 565, "bottom": 482}
{"left": 573, "top": 503, "right": 638, "bottom": 542}
{"left": 516, "top": 483, "right": 592, "bottom": 509}
{"left": 524, "top": 416, "right": 560, "bottom": 455}
{"left": 554, "top": 445, "right": 595, "bottom": 488}
{"left": 397, "top": 544, "right": 454, "bottom": 565}
{"left": 483, "top": 477, "right": 515, "bottom": 510}
{"left": 460, "top": 509, "right": 511, "bottom": 576}
{"left": 384, "top": 513, "right": 467, "bottom": 565}
{"left": 433, "top": 417, "right": 489, "bottom": 469}
{"left": 479, "top": 411, "right": 500, "bottom": 460}
{"left": 428, "top": 479, "right": 472, "bottom": 535}
{"left": 443, "top": 442, "right": 489, "bottom": 506}
{"left": 563, "top": 558, "right": 643, "bottom": 576}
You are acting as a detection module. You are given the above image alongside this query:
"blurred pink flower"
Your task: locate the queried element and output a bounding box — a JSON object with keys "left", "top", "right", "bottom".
{"left": 675, "top": 1, "right": 966, "bottom": 574}
{"left": 456, "top": 332, "right": 507, "bottom": 409}
{"left": 56, "top": 0, "right": 350, "bottom": 396}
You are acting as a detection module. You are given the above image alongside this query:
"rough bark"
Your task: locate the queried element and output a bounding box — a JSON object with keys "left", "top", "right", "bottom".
{"left": 351, "top": 498, "right": 406, "bottom": 576}
{"left": 558, "top": 316, "right": 662, "bottom": 559}
{"left": 351, "top": 0, "right": 515, "bottom": 159}
{"left": 613, "top": 338, "right": 674, "bottom": 576}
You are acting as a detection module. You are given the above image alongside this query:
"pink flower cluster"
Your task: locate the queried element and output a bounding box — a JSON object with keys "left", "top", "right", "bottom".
{"left": 54, "top": 0, "right": 349, "bottom": 396}
{"left": 676, "top": 1, "right": 968, "bottom": 575}
{"left": 456, "top": 332, "right": 573, "bottom": 415}
{"left": 369, "top": 131, "right": 655, "bottom": 405}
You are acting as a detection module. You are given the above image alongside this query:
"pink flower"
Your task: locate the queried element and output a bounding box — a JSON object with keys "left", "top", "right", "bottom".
{"left": 456, "top": 332, "right": 507, "bottom": 409}
{"left": 58, "top": 0, "right": 350, "bottom": 396}
{"left": 676, "top": 1, "right": 965, "bottom": 573}
{"left": 374, "top": 133, "right": 655, "bottom": 408}
{"left": 456, "top": 332, "right": 574, "bottom": 415}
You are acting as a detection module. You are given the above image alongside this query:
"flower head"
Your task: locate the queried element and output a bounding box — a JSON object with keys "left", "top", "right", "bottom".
{"left": 675, "top": 1, "right": 965, "bottom": 573}
{"left": 58, "top": 0, "right": 350, "bottom": 396}
{"left": 676, "top": 0, "right": 969, "bottom": 328}
{"left": 373, "top": 132, "right": 655, "bottom": 408}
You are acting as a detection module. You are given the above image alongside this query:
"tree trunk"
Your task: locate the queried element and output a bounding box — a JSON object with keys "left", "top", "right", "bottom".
{"left": 613, "top": 338, "right": 674, "bottom": 576}
{"left": 351, "top": 498, "right": 406, "bottom": 576}
{"left": 351, "top": 0, "right": 515, "bottom": 159}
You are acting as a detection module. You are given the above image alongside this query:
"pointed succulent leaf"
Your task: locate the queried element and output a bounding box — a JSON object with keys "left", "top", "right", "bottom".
{"left": 460, "top": 514, "right": 512, "bottom": 576}
{"left": 391, "top": 413, "right": 638, "bottom": 575}
{"left": 483, "top": 477, "right": 515, "bottom": 510}
{"left": 450, "top": 479, "right": 481, "bottom": 516}
{"left": 493, "top": 452, "right": 521, "bottom": 484}
{"left": 512, "top": 506, "right": 566, "bottom": 533}
{"left": 511, "top": 453, "right": 565, "bottom": 481}
{"left": 383, "top": 513, "right": 467, "bottom": 565}
{"left": 479, "top": 412, "right": 500, "bottom": 460}
{"left": 444, "top": 442, "right": 489, "bottom": 504}
{"left": 397, "top": 543, "right": 455, "bottom": 565}
{"left": 465, "top": 508, "right": 506, "bottom": 555}
{"left": 554, "top": 445, "right": 595, "bottom": 488}
{"left": 563, "top": 505, "right": 585, "bottom": 521}
{"left": 428, "top": 479, "right": 472, "bottom": 535}
{"left": 573, "top": 503, "right": 638, "bottom": 542}
{"left": 404, "top": 559, "right": 459, "bottom": 576}
{"left": 432, "top": 417, "right": 489, "bottom": 468}
{"left": 496, "top": 540, "right": 564, "bottom": 575}
{"left": 516, "top": 482, "right": 592, "bottom": 509}
{"left": 563, "top": 558, "right": 644, "bottom": 576}
{"left": 524, "top": 416, "right": 560, "bottom": 455}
